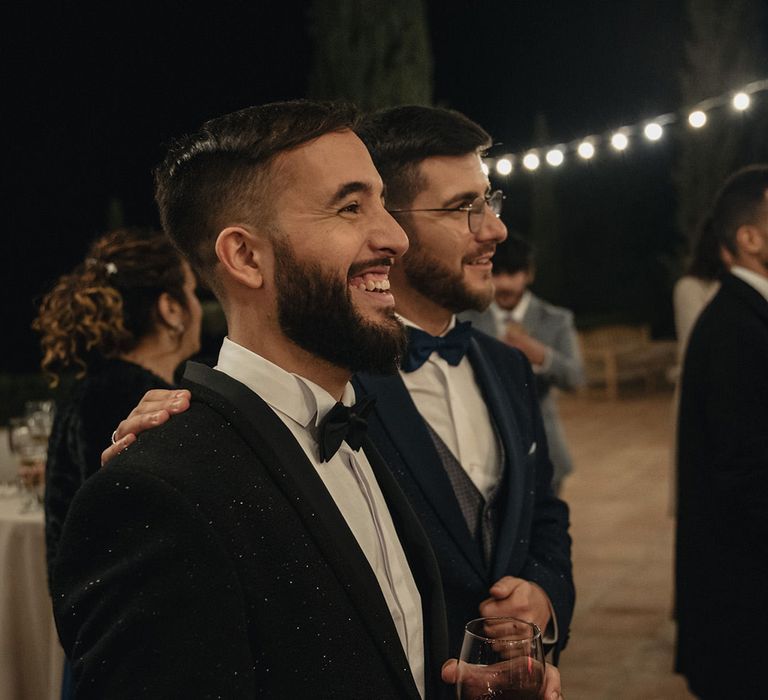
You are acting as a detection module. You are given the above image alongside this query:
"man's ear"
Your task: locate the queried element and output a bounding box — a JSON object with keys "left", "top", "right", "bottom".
{"left": 215, "top": 226, "right": 266, "bottom": 289}
{"left": 735, "top": 223, "right": 766, "bottom": 256}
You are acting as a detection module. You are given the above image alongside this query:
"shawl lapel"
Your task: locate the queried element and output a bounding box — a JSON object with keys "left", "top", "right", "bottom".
{"left": 354, "top": 371, "right": 488, "bottom": 581}
{"left": 465, "top": 337, "right": 527, "bottom": 581}
{"left": 183, "top": 363, "right": 422, "bottom": 700}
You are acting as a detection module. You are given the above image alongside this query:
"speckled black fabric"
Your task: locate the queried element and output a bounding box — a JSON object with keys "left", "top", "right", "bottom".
{"left": 44, "top": 358, "right": 171, "bottom": 585}
{"left": 52, "top": 364, "right": 448, "bottom": 699}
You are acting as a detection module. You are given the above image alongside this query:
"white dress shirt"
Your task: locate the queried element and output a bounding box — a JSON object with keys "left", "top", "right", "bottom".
{"left": 215, "top": 338, "right": 425, "bottom": 697}
{"left": 399, "top": 316, "right": 501, "bottom": 501}
{"left": 731, "top": 265, "right": 768, "bottom": 303}
{"left": 399, "top": 316, "right": 559, "bottom": 643}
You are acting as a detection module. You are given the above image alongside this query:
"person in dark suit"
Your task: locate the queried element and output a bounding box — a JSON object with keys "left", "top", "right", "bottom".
{"left": 105, "top": 106, "right": 575, "bottom": 672}
{"left": 51, "top": 101, "right": 450, "bottom": 699}
{"left": 358, "top": 107, "right": 574, "bottom": 664}
{"left": 460, "top": 235, "right": 584, "bottom": 494}
{"left": 675, "top": 165, "right": 768, "bottom": 698}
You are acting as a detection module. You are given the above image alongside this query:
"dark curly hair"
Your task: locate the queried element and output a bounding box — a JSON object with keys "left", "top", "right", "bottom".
{"left": 34, "top": 228, "right": 188, "bottom": 386}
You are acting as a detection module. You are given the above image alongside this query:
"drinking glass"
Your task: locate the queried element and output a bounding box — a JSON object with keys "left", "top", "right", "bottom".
{"left": 8, "top": 416, "right": 47, "bottom": 511}
{"left": 456, "top": 617, "right": 544, "bottom": 700}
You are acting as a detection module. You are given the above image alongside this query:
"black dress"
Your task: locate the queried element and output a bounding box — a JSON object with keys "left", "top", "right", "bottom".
{"left": 44, "top": 358, "right": 171, "bottom": 584}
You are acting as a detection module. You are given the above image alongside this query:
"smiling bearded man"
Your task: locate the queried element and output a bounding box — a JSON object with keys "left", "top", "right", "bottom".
{"left": 49, "top": 101, "right": 451, "bottom": 700}
{"left": 272, "top": 235, "right": 405, "bottom": 374}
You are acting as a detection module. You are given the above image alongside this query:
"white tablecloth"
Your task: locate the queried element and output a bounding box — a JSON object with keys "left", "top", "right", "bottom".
{"left": 0, "top": 495, "right": 64, "bottom": 700}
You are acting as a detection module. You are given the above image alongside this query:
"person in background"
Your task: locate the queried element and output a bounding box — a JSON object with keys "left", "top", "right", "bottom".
{"left": 34, "top": 227, "right": 202, "bottom": 581}
{"left": 669, "top": 213, "right": 732, "bottom": 514}
{"left": 33, "top": 227, "right": 201, "bottom": 699}
{"left": 675, "top": 164, "right": 768, "bottom": 698}
{"left": 461, "top": 235, "right": 584, "bottom": 494}
{"left": 673, "top": 215, "right": 733, "bottom": 363}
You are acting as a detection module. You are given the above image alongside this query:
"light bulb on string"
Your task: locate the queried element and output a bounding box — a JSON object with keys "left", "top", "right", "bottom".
{"left": 495, "top": 158, "right": 513, "bottom": 176}
{"left": 545, "top": 148, "right": 564, "bottom": 167}
{"left": 688, "top": 110, "right": 707, "bottom": 128}
{"left": 610, "top": 132, "right": 629, "bottom": 151}
{"left": 732, "top": 92, "right": 750, "bottom": 111}
{"left": 577, "top": 141, "right": 595, "bottom": 159}
{"left": 644, "top": 123, "right": 663, "bottom": 141}
{"left": 522, "top": 152, "right": 540, "bottom": 171}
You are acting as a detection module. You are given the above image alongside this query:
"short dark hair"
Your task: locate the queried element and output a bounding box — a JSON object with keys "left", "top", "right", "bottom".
{"left": 154, "top": 100, "right": 360, "bottom": 291}
{"left": 492, "top": 233, "right": 534, "bottom": 275}
{"left": 709, "top": 164, "right": 768, "bottom": 255}
{"left": 356, "top": 105, "right": 492, "bottom": 209}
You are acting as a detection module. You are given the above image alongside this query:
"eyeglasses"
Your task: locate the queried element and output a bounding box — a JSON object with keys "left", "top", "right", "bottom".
{"left": 388, "top": 190, "right": 504, "bottom": 234}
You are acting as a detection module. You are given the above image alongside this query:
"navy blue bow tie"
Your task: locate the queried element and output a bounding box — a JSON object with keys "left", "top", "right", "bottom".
{"left": 401, "top": 321, "right": 473, "bottom": 373}
{"left": 317, "top": 395, "right": 376, "bottom": 462}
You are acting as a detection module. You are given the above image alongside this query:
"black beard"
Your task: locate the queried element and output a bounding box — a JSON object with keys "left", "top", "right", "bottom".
{"left": 402, "top": 243, "right": 493, "bottom": 313}
{"left": 273, "top": 239, "right": 406, "bottom": 375}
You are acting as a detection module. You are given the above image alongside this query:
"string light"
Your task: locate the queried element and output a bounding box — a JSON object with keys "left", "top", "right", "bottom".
{"left": 577, "top": 140, "right": 596, "bottom": 159}
{"left": 688, "top": 110, "right": 707, "bottom": 128}
{"left": 495, "top": 157, "right": 513, "bottom": 176}
{"left": 546, "top": 148, "right": 565, "bottom": 166}
{"left": 732, "top": 92, "right": 750, "bottom": 110}
{"left": 611, "top": 132, "right": 629, "bottom": 151}
{"left": 644, "top": 122, "right": 663, "bottom": 141}
{"left": 522, "top": 152, "right": 540, "bottom": 171}
{"left": 482, "top": 78, "right": 766, "bottom": 176}
{"left": 481, "top": 162, "right": 490, "bottom": 176}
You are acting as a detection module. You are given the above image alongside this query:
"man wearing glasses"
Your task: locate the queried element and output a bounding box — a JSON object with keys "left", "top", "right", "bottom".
{"left": 357, "top": 106, "right": 573, "bottom": 665}
{"left": 107, "top": 105, "right": 574, "bottom": 670}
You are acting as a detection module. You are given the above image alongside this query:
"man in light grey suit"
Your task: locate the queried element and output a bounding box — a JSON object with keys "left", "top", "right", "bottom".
{"left": 461, "top": 235, "right": 584, "bottom": 493}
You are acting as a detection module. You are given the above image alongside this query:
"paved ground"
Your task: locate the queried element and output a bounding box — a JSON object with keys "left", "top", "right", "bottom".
{"left": 555, "top": 389, "right": 695, "bottom": 700}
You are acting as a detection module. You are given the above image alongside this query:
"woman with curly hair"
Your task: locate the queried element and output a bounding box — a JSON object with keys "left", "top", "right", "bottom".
{"left": 34, "top": 227, "right": 202, "bottom": 585}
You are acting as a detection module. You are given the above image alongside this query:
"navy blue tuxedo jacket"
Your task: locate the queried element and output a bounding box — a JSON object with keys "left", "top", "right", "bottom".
{"left": 354, "top": 328, "right": 574, "bottom": 660}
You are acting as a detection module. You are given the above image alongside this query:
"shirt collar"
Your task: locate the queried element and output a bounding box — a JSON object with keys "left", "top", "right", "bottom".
{"left": 511, "top": 290, "right": 532, "bottom": 322}
{"left": 489, "top": 291, "right": 531, "bottom": 323}
{"left": 396, "top": 313, "right": 457, "bottom": 336}
{"left": 731, "top": 266, "right": 768, "bottom": 303}
{"left": 215, "top": 337, "right": 357, "bottom": 430}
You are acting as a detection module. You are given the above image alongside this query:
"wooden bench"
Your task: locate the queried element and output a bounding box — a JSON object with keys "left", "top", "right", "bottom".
{"left": 578, "top": 324, "right": 677, "bottom": 399}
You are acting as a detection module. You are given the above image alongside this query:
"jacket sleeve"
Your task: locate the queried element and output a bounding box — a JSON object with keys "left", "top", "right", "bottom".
{"left": 536, "top": 310, "right": 584, "bottom": 392}
{"left": 51, "top": 466, "right": 256, "bottom": 699}
{"left": 516, "top": 361, "right": 575, "bottom": 656}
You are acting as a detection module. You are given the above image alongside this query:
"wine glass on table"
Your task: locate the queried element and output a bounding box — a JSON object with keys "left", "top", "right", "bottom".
{"left": 8, "top": 416, "right": 47, "bottom": 512}
{"left": 456, "top": 617, "right": 544, "bottom": 700}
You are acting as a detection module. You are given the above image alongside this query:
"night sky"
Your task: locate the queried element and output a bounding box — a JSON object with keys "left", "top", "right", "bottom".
{"left": 4, "top": 0, "right": 766, "bottom": 373}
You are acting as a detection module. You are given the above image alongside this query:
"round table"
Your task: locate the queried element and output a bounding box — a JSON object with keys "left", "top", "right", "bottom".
{"left": 0, "top": 494, "right": 64, "bottom": 700}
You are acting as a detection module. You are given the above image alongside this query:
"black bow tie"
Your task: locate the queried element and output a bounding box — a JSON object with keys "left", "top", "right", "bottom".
{"left": 401, "top": 321, "right": 473, "bottom": 373}
{"left": 317, "top": 395, "right": 376, "bottom": 463}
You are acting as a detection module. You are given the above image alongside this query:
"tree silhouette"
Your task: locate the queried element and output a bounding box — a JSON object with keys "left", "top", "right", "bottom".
{"left": 674, "top": 0, "right": 768, "bottom": 247}
{"left": 307, "top": 0, "right": 433, "bottom": 111}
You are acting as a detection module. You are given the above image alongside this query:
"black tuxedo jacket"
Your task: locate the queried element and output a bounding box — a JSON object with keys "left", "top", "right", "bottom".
{"left": 354, "top": 328, "right": 574, "bottom": 660}
{"left": 52, "top": 364, "right": 448, "bottom": 699}
{"left": 675, "top": 273, "right": 768, "bottom": 696}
